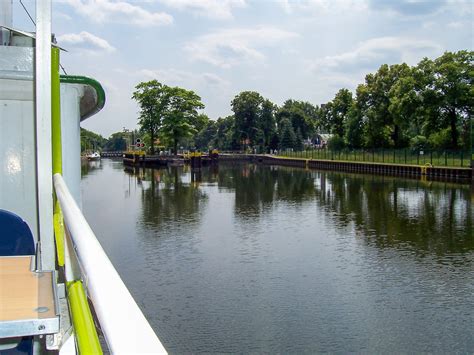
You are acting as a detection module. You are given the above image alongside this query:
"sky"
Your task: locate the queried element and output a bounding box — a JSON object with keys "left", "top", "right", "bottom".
{"left": 12, "top": 0, "right": 473, "bottom": 137}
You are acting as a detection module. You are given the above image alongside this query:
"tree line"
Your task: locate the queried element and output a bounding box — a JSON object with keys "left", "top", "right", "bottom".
{"left": 192, "top": 50, "right": 472, "bottom": 152}
{"left": 81, "top": 128, "right": 128, "bottom": 152}
{"left": 84, "top": 50, "right": 472, "bottom": 154}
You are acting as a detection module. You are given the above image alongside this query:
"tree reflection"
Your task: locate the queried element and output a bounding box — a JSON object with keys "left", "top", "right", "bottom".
{"left": 214, "top": 163, "right": 316, "bottom": 219}
{"left": 125, "top": 163, "right": 473, "bottom": 255}
{"left": 313, "top": 172, "right": 473, "bottom": 255}
{"left": 125, "top": 166, "right": 208, "bottom": 232}
{"left": 215, "top": 164, "right": 472, "bottom": 255}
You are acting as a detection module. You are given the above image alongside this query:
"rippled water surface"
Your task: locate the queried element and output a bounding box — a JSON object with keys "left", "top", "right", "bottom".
{"left": 81, "top": 159, "right": 473, "bottom": 353}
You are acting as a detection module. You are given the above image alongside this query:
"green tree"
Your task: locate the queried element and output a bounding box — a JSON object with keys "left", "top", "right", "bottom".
{"left": 269, "top": 131, "right": 279, "bottom": 150}
{"left": 231, "top": 92, "right": 279, "bottom": 151}
{"left": 132, "top": 80, "right": 170, "bottom": 154}
{"left": 279, "top": 118, "right": 296, "bottom": 150}
{"left": 194, "top": 113, "right": 210, "bottom": 133}
{"left": 195, "top": 120, "right": 217, "bottom": 150}
{"left": 160, "top": 86, "right": 205, "bottom": 154}
{"left": 215, "top": 116, "right": 236, "bottom": 150}
{"left": 429, "top": 51, "right": 473, "bottom": 148}
{"left": 231, "top": 91, "right": 264, "bottom": 148}
{"left": 318, "top": 102, "right": 333, "bottom": 133}
{"left": 277, "top": 100, "right": 317, "bottom": 140}
{"left": 259, "top": 99, "right": 277, "bottom": 150}
{"left": 80, "top": 128, "right": 106, "bottom": 152}
{"left": 389, "top": 66, "right": 424, "bottom": 143}
{"left": 329, "top": 88, "right": 353, "bottom": 137}
{"left": 344, "top": 103, "right": 364, "bottom": 148}
{"left": 105, "top": 132, "right": 127, "bottom": 151}
{"left": 358, "top": 63, "right": 410, "bottom": 147}
{"left": 295, "top": 128, "right": 304, "bottom": 151}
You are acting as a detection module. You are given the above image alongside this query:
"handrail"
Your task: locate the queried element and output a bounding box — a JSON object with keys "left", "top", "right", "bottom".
{"left": 53, "top": 173, "right": 167, "bottom": 354}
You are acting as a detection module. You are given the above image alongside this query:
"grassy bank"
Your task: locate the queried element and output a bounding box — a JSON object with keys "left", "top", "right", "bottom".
{"left": 276, "top": 149, "right": 471, "bottom": 168}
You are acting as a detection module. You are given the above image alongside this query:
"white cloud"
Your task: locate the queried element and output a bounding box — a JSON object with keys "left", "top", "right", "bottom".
{"left": 53, "top": 11, "right": 72, "bottom": 21}
{"left": 157, "top": 0, "right": 246, "bottom": 20}
{"left": 367, "top": 0, "right": 446, "bottom": 16}
{"left": 184, "top": 26, "right": 299, "bottom": 68}
{"left": 280, "top": 0, "right": 367, "bottom": 14}
{"left": 312, "top": 36, "right": 442, "bottom": 72}
{"left": 422, "top": 21, "right": 436, "bottom": 29}
{"left": 57, "top": 31, "right": 116, "bottom": 52}
{"left": 446, "top": 0, "right": 474, "bottom": 15}
{"left": 446, "top": 21, "right": 465, "bottom": 29}
{"left": 59, "top": 0, "right": 173, "bottom": 27}
{"left": 367, "top": 0, "right": 473, "bottom": 17}
{"left": 202, "top": 73, "right": 230, "bottom": 87}
{"left": 139, "top": 68, "right": 230, "bottom": 88}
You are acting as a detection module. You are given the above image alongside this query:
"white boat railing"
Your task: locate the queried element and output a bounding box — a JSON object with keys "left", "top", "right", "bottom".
{"left": 53, "top": 173, "right": 167, "bottom": 354}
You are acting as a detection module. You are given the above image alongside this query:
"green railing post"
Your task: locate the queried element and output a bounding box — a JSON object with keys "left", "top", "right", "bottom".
{"left": 51, "top": 47, "right": 65, "bottom": 267}
{"left": 68, "top": 281, "right": 103, "bottom": 354}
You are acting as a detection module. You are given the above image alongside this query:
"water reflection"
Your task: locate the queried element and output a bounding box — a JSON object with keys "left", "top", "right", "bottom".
{"left": 81, "top": 159, "right": 102, "bottom": 177}
{"left": 83, "top": 160, "right": 474, "bottom": 353}
{"left": 124, "top": 166, "right": 208, "bottom": 232}
{"left": 125, "top": 163, "right": 473, "bottom": 256}
{"left": 313, "top": 173, "right": 473, "bottom": 255}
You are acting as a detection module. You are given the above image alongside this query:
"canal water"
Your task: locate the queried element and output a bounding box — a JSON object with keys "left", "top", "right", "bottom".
{"left": 81, "top": 159, "right": 473, "bottom": 353}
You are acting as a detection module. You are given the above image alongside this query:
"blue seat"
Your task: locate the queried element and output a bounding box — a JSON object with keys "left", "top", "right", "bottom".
{"left": 0, "top": 210, "right": 35, "bottom": 355}
{"left": 0, "top": 209, "right": 35, "bottom": 256}
{"left": 0, "top": 337, "right": 33, "bottom": 355}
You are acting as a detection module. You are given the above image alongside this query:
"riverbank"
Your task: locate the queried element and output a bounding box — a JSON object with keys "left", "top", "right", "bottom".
{"left": 121, "top": 152, "right": 472, "bottom": 183}
{"left": 257, "top": 155, "right": 472, "bottom": 183}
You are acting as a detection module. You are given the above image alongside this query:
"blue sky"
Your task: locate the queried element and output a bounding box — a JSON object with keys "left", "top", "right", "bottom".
{"left": 12, "top": 0, "right": 473, "bottom": 137}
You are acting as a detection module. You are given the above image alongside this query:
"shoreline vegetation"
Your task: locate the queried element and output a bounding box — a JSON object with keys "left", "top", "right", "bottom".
{"left": 82, "top": 50, "right": 473, "bottom": 168}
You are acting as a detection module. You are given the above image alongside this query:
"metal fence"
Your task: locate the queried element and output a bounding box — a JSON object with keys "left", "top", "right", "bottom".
{"left": 277, "top": 148, "right": 472, "bottom": 168}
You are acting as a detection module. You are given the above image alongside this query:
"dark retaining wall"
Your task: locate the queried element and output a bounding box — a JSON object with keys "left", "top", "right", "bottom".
{"left": 123, "top": 153, "right": 472, "bottom": 183}
{"left": 252, "top": 155, "right": 472, "bottom": 183}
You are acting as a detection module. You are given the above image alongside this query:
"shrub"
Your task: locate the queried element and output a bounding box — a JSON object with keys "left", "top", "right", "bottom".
{"left": 428, "top": 128, "right": 452, "bottom": 150}
{"left": 410, "top": 135, "right": 428, "bottom": 150}
{"left": 327, "top": 135, "right": 345, "bottom": 151}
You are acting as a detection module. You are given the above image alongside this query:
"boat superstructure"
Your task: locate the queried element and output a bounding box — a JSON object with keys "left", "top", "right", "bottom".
{"left": 86, "top": 152, "right": 101, "bottom": 161}
{"left": 0, "top": 1, "right": 166, "bottom": 353}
